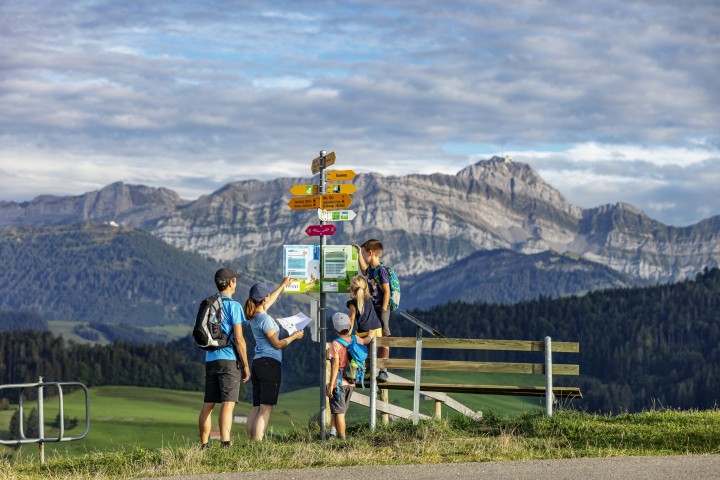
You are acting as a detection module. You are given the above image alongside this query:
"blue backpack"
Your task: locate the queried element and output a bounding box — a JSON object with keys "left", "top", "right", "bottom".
{"left": 335, "top": 335, "right": 368, "bottom": 394}
{"left": 374, "top": 263, "right": 401, "bottom": 310}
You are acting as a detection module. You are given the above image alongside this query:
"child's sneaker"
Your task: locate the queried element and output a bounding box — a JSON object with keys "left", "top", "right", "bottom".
{"left": 377, "top": 370, "right": 389, "bottom": 383}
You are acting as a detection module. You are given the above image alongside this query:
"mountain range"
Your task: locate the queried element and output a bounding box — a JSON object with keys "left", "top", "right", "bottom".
{"left": 1, "top": 157, "right": 718, "bottom": 314}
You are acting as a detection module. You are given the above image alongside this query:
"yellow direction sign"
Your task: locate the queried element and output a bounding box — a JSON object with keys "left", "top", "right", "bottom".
{"left": 327, "top": 183, "right": 357, "bottom": 195}
{"left": 311, "top": 151, "right": 336, "bottom": 175}
{"left": 288, "top": 195, "right": 320, "bottom": 210}
{"left": 289, "top": 184, "right": 319, "bottom": 196}
{"left": 326, "top": 169, "right": 356, "bottom": 182}
{"left": 320, "top": 193, "right": 352, "bottom": 210}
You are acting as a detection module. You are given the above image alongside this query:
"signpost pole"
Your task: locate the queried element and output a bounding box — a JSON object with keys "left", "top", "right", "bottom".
{"left": 319, "top": 151, "right": 328, "bottom": 440}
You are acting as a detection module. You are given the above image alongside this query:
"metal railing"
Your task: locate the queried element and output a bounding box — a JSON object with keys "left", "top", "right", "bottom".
{"left": 0, "top": 377, "right": 90, "bottom": 463}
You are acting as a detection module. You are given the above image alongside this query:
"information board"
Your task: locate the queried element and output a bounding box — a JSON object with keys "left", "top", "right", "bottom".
{"left": 283, "top": 245, "right": 321, "bottom": 293}
{"left": 282, "top": 244, "right": 358, "bottom": 294}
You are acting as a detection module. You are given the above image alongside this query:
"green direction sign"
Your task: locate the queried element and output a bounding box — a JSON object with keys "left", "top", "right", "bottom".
{"left": 317, "top": 208, "right": 357, "bottom": 222}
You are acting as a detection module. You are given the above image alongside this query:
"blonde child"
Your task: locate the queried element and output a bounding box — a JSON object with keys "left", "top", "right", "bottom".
{"left": 347, "top": 273, "right": 382, "bottom": 341}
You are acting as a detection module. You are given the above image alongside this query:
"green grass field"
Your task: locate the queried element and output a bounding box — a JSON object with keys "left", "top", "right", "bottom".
{"left": 47, "top": 321, "right": 191, "bottom": 344}
{"left": 0, "top": 370, "right": 551, "bottom": 461}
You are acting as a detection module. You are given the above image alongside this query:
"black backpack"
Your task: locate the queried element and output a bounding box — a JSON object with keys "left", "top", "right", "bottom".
{"left": 193, "top": 294, "right": 232, "bottom": 351}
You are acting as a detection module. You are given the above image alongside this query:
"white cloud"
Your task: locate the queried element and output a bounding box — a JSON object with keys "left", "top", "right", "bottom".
{"left": 0, "top": 0, "right": 718, "bottom": 226}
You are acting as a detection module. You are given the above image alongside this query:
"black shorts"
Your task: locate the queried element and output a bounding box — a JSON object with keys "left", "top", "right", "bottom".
{"left": 251, "top": 357, "right": 282, "bottom": 406}
{"left": 203, "top": 360, "right": 241, "bottom": 403}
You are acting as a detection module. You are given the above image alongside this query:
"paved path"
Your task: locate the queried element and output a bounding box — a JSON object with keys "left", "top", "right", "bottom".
{"left": 142, "top": 455, "right": 720, "bottom": 480}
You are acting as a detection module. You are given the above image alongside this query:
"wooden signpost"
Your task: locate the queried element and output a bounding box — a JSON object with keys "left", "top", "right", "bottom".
{"left": 288, "top": 196, "right": 320, "bottom": 210}
{"left": 311, "top": 151, "right": 336, "bottom": 175}
{"left": 319, "top": 193, "right": 352, "bottom": 210}
{"left": 327, "top": 183, "right": 357, "bottom": 194}
{"left": 289, "top": 184, "right": 319, "bottom": 196}
{"left": 326, "top": 169, "right": 356, "bottom": 181}
{"left": 288, "top": 193, "right": 352, "bottom": 211}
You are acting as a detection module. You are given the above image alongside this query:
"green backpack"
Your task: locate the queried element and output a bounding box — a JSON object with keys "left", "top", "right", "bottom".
{"left": 374, "top": 263, "right": 401, "bottom": 311}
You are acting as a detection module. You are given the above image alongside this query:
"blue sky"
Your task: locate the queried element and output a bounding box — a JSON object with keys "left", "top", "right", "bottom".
{"left": 0, "top": 0, "right": 718, "bottom": 226}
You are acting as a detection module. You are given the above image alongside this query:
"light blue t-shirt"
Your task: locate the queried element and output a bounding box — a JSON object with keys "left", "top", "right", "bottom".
{"left": 249, "top": 313, "right": 283, "bottom": 363}
{"left": 205, "top": 294, "right": 246, "bottom": 363}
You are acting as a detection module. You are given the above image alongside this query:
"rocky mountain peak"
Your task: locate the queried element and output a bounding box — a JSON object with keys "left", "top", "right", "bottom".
{"left": 0, "top": 159, "right": 717, "bottom": 283}
{"left": 457, "top": 156, "right": 581, "bottom": 218}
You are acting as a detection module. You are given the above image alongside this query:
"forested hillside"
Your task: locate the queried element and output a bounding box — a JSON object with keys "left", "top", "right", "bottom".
{"left": 0, "top": 331, "right": 209, "bottom": 401}
{"left": 0, "top": 223, "right": 317, "bottom": 328}
{"left": 1, "top": 269, "right": 718, "bottom": 413}
{"left": 398, "top": 267, "right": 720, "bottom": 413}
{"left": 0, "top": 223, "right": 224, "bottom": 325}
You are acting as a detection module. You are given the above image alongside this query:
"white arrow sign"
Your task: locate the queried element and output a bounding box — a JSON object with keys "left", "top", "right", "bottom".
{"left": 317, "top": 208, "right": 357, "bottom": 222}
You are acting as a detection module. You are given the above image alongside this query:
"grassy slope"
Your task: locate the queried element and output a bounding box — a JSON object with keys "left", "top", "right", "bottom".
{"left": 2, "top": 408, "right": 719, "bottom": 480}
{"left": 1, "top": 375, "right": 543, "bottom": 459}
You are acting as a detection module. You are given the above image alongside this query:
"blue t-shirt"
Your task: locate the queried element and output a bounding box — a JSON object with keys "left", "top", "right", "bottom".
{"left": 205, "top": 294, "right": 246, "bottom": 363}
{"left": 249, "top": 313, "right": 283, "bottom": 363}
{"left": 367, "top": 265, "right": 390, "bottom": 312}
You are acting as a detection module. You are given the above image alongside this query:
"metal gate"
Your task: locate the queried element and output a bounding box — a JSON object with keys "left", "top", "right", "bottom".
{"left": 0, "top": 377, "right": 90, "bottom": 462}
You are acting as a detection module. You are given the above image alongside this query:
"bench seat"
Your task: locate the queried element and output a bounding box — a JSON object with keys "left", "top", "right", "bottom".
{"left": 379, "top": 382, "right": 583, "bottom": 399}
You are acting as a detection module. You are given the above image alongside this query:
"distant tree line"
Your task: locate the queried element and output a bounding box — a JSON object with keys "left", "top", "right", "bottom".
{"left": 0, "top": 331, "right": 208, "bottom": 403}
{"left": 394, "top": 267, "right": 720, "bottom": 413}
{"left": 0, "top": 310, "right": 47, "bottom": 332}
{"left": 1, "top": 268, "right": 718, "bottom": 414}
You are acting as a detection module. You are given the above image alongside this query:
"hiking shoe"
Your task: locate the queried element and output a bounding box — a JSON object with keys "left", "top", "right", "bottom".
{"left": 377, "top": 370, "right": 389, "bottom": 383}
{"left": 220, "top": 441, "right": 232, "bottom": 447}
{"left": 200, "top": 442, "right": 210, "bottom": 450}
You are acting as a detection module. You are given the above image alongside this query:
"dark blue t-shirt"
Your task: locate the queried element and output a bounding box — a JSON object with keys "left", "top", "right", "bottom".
{"left": 366, "top": 265, "right": 390, "bottom": 312}
{"left": 346, "top": 298, "right": 382, "bottom": 332}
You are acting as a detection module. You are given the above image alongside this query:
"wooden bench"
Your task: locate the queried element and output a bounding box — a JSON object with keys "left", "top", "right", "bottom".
{"left": 375, "top": 336, "right": 581, "bottom": 423}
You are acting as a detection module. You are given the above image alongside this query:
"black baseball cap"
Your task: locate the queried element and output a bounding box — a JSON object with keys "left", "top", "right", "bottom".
{"left": 215, "top": 268, "right": 240, "bottom": 282}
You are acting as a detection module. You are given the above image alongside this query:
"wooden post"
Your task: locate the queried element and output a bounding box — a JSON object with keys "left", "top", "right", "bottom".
{"left": 434, "top": 400, "right": 442, "bottom": 419}
{"left": 381, "top": 388, "right": 389, "bottom": 425}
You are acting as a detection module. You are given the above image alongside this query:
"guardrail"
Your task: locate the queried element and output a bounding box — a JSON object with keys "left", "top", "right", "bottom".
{"left": 0, "top": 377, "right": 90, "bottom": 463}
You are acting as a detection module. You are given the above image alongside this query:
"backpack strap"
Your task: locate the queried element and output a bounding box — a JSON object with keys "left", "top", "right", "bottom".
{"left": 218, "top": 295, "right": 244, "bottom": 369}
{"left": 334, "top": 337, "right": 350, "bottom": 396}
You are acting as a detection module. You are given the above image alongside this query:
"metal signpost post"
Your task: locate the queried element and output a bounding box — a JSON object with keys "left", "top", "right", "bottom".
{"left": 318, "top": 150, "right": 328, "bottom": 440}
{"left": 289, "top": 150, "right": 356, "bottom": 439}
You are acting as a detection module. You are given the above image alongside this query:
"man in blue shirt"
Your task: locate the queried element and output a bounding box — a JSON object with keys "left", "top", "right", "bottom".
{"left": 198, "top": 267, "right": 250, "bottom": 448}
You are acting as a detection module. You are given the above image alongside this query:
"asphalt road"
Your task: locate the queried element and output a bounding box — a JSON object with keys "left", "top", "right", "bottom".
{"left": 142, "top": 455, "right": 720, "bottom": 480}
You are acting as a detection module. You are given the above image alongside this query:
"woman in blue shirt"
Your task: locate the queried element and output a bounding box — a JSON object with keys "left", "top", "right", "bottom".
{"left": 244, "top": 278, "right": 304, "bottom": 441}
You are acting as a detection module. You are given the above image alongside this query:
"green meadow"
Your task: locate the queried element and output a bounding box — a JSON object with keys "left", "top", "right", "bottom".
{"left": 1, "top": 371, "right": 546, "bottom": 459}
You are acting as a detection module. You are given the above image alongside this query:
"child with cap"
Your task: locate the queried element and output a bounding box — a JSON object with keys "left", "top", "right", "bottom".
{"left": 244, "top": 277, "right": 304, "bottom": 441}
{"left": 326, "top": 312, "right": 375, "bottom": 440}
